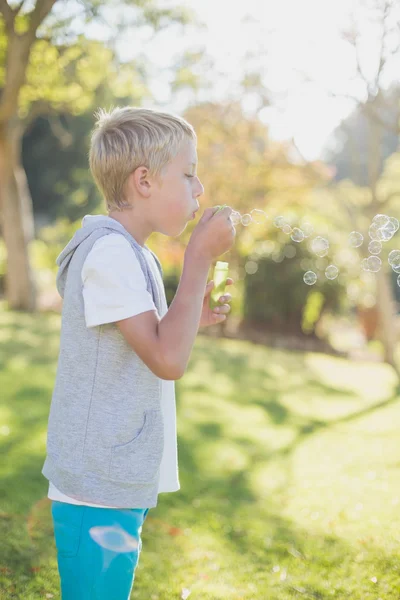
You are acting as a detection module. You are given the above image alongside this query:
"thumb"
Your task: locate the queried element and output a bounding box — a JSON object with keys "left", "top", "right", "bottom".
{"left": 205, "top": 280, "right": 214, "bottom": 296}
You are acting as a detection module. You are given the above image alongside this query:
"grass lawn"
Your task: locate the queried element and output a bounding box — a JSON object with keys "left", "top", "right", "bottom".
{"left": 1, "top": 305, "right": 400, "bottom": 599}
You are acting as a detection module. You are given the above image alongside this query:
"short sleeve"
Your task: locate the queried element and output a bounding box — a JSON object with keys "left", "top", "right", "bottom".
{"left": 81, "top": 234, "right": 156, "bottom": 328}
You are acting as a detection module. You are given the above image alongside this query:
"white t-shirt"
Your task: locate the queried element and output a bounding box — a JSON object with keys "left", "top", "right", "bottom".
{"left": 48, "top": 231, "right": 180, "bottom": 508}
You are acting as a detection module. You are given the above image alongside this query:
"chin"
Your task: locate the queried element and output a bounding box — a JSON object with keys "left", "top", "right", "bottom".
{"left": 171, "top": 220, "right": 188, "bottom": 236}
{"left": 159, "top": 222, "right": 188, "bottom": 237}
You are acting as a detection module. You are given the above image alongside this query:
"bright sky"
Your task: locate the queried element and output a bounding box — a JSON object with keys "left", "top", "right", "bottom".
{"left": 86, "top": 0, "right": 400, "bottom": 160}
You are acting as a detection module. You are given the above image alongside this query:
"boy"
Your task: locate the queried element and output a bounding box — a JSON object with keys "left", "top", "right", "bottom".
{"left": 42, "top": 106, "right": 236, "bottom": 599}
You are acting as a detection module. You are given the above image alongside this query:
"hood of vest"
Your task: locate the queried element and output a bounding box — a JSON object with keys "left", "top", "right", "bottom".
{"left": 55, "top": 215, "right": 147, "bottom": 298}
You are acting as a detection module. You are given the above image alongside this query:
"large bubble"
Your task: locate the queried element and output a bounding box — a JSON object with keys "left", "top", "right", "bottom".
{"left": 274, "top": 216, "right": 286, "bottom": 228}
{"left": 230, "top": 211, "right": 242, "bottom": 225}
{"left": 372, "top": 214, "right": 390, "bottom": 228}
{"left": 325, "top": 265, "right": 339, "bottom": 280}
{"left": 250, "top": 209, "right": 268, "bottom": 224}
{"left": 367, "top": 256, "right": 382, "bottom": 272}
{"left": 389, "top": 217, "right": 399, "bottom": 233}
{"left": 368, "top": 224, "right": 381, "bottom": 241}
{"left": 388, "top": 250, "right": 400, "bottom": 270}
{"left": 349, "top": 231, "right": 364, "bottom": 248}
{"left": 311, "top": 236, "right": 329, "bottom": 257}
{"left": 241, "top": 214, "right": 252, "bottom": 226}
{"left": 368, "top": 240, "right": 382, "bottom": 255}
{"left": 291, "top": 228, "right": 305, "bottom": 243}
{"left": 282, "top": 224, "right": 292, "bottom": 235}
{"left": 303, "top": 271, "right": 317, "bottom": 285}
{"left": 361, "top": 258, "right": 370, "bottom": 272}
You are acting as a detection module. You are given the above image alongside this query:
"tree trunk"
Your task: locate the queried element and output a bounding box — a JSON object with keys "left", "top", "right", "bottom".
{"left": 376, "top": 268, "right": 400, "bottom": 378}
{"left": 0, "top": 120, "right": 37, "bottom": 311}
{"left": 366, "top": 95, "right": 399, "bottom": 379}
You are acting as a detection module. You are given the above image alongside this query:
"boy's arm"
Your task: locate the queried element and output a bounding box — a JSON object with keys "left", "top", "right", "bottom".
{"left": 116, "top": 205, "right": 235, "bottom": 381}
{"left": 116, "top": 249, "right": 210, "bottom": 381}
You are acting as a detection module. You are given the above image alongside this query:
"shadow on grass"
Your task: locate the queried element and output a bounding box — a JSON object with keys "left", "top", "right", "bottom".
{"left": 1, "top": 312, "right": 400, "bottom": 598}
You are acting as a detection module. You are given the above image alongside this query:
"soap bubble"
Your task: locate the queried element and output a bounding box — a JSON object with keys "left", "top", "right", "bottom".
{"left": 378, "top": 225, "right": 395, "bottom": 241}
{"left": 368, "top": 240, "right": 382, "bottom": 255}
{"left": 367, "top": 256, "right": 382, "bottom": 272}
{"left": 317, "top": 248, "right": 328, "bottom": 258}
{"left": 291, "top": 228, "right": 305, "bottom": 243}
{"left": 361, "top": 258, "right": 370, "bottom": 271}
{"left": 311, "top": 236, "right": 329, "bottom": 257}
{"left": 349, "top": 231, "right": 364, "bottom": 248}
{"left": 389, "top": 217, "right": 399, "bottom": 233}
{"left": 368, "top": 215, "right": 397, "bottom": 243}
{"left": 388, "top": 250, "right": 400, "bottom": 269}
{"left": 372, "top": 214, "right": 390, "bottom": 228}
{"left": 274, "top": 216, "right": 286, "bottom": 228}
{"left": 250, "top": 209, "right": 268, "bottom": 224}
{"left": 325, "top": 265, "right": 339, "bottom": 280}
{"left": 303, "top": 271, "right": 317, "bottom": 285}
{"left": 397, "top": 274, "right": 400, "bottom": 287}
{"left": 241, "top": 214, "right": 252, "bottom": 226}
{"left": 393, "top": 264, "right": 400, "bottom": 274}
{"left": 282, "top": 224, "right": 292, "bottom": 235}
{"left": 368, "top": 224, "right": 381, "bottom": 241}
{"left": 383, "top": 220, "right": 397, "bottom": 234}
{"left": 230, "top": 211, "right": 242, "bottom": 225}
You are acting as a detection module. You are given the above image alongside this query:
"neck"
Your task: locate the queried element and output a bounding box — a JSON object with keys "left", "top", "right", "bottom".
{"left": 108, "top": 207, "right": 153, "bottom": 248}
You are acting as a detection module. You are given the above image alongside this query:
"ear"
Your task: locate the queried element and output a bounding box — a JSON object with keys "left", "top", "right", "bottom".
{"left": 129, "top": 166, "right": 152, "bottom": 198}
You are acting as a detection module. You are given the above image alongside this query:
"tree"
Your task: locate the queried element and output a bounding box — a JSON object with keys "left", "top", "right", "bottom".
{"left": 326, "top": 86, "right": 400, "bottom": 186}
{"left": 307, "top": 0, "right": 400, "bottom": 376}
{"left": 0, "top": 0, "right": 194, "bottom": 311}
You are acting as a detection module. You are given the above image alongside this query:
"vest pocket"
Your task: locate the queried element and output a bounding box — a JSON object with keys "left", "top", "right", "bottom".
{"left": 108, "top": 409, "right": 164, "bottom": 484}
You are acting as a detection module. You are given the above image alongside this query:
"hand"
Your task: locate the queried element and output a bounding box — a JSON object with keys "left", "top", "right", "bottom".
{"left": 187, "top": 206, "right": 236, "bottom": 263}
{"left": 199, "top": 278, "right": 234, "bottom": 328}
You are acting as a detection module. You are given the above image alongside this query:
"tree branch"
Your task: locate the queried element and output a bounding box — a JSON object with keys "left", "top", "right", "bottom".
{"left": 14, "top": 1, "right": 26, "bottom": 16}
{"left": 374, "top": 0, "right": 391, "bottom": 91}
{"left": 26, "top": 0, "right": 58, "bottom": 38}
{"left": 0, "top": 0, "right": 58, "bottom": 124}
{"left": 0, "top": 0, "right": 15, "bottom": 33}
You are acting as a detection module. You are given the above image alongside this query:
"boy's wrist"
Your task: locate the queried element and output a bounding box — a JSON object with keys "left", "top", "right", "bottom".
{"left": 184, "top": 244, "right": 213, "bottom": 268}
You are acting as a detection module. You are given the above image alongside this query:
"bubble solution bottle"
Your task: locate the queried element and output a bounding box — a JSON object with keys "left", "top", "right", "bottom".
{"left": 210, "top": 261, "right": 229, "bottom": 309}
{"left": 209, "top": 205, "right": 230, "bottom": 309}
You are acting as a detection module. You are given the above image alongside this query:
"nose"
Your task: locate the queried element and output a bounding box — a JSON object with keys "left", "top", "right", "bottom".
{"left": 195, "top": 178, "right": 204, "bottom": 198}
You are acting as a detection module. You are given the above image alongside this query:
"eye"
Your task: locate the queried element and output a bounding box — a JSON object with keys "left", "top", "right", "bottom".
{"left": 185, "top": 174, "right": 194, "bottom": 178}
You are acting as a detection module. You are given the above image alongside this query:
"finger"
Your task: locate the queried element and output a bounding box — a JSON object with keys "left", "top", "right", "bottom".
{"left": 213, "top": 304, "right": 231, "bottom": 314}
{"left": 206, "top": 280, "right": 214, "bottom": 292}
{"left": 213, "top": 313, "right": 226, "bottom": 323}
{"left": 219, "top": 294, "right": 232, "bottom": 303}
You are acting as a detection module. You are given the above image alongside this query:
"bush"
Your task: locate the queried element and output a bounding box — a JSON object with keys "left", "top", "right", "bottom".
{"left": 242, "top": 239, "right": 345, "bottom": 336}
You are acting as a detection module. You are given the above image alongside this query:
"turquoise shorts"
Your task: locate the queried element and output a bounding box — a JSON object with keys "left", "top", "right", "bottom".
{"left": 51, "top": 500, "right": 149, "bottom": 600}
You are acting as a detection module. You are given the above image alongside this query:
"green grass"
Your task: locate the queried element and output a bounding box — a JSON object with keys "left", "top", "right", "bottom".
{"left": 1, "top": 304, "right": 400, "bottom": 599}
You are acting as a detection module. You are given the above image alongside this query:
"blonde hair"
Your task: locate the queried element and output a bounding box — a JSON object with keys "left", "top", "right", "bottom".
{"left": 89, "top": 106, "right": 197, "bottom": 211}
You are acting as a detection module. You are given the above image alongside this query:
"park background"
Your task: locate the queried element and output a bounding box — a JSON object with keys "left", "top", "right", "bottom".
{"left": 1, "top": 0, "right": 400, "bottom": 598}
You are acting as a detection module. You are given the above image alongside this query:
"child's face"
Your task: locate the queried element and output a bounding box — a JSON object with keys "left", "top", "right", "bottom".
{"left": 151, "top": 138, "right": 204, "bottom": 237}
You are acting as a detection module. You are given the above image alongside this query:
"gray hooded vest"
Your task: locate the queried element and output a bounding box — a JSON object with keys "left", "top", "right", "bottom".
{"left": 42, "top": 215, "right": 166, "bottom": 508}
